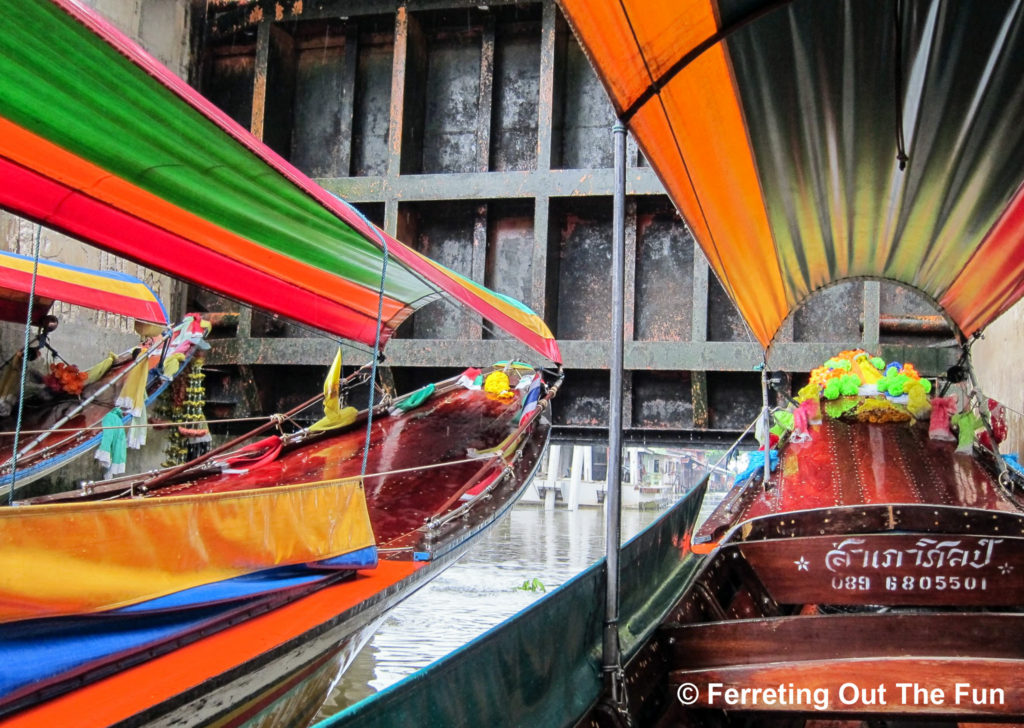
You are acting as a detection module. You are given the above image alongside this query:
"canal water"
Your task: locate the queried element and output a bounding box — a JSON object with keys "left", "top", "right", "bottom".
{"left": 315, "top": 488, "right": 726, "bottom": 720}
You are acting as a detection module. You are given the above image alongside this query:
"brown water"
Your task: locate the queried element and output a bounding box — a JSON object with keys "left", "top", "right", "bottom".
{"left": 315, "top": 489, "right": 726, "bottom": 720}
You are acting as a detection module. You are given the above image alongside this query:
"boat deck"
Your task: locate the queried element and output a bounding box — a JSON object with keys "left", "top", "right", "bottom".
{"left": 698, "top": 418, "right": 1018, "bottom": 547}
{"left": 157, "top": 385, "right": 522, "bottom": 545}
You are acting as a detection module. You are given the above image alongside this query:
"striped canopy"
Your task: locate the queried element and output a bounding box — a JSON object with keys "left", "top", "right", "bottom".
{"left": 0, "top": 1, "right": 560, "bottom": 364}
{"left": 0, "top": 249, "right": 168, "bottom": 325}
{"left": 558, "top": 0, "right": 1024, "bottom": 349}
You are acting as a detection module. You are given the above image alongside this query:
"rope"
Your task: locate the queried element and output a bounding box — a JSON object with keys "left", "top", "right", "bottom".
{"left": 150, "top": 451, "right": 503, "bottom": 498}
{"left": 334, "top": 195, "right": 389, "bottom": 478}
{"left": 362, "top": 241, "right": 387, "bottom": 477}
{"left": 9, "top": 224, "right": 43, "bottom": 503}
{"left": 0, "top": 413, "right": 307, "bottom": 438}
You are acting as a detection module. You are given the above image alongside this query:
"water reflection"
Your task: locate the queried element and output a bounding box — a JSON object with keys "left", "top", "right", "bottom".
{"left": 316, "top": 488, "right": 725, "bottom": 720}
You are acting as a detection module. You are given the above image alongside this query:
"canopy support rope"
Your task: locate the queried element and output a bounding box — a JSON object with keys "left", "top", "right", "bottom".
{"left": 329, "top": 195, "right": 389, "bottom": 479}
{"left": 9, "top": 224, "right": 43, "bottom": 504}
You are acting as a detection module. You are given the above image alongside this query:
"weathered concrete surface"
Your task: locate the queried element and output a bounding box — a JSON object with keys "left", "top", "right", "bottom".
{"left": 793, "top": 280, "right": 863, "bottom": 343}
{"left": 491, "top": 20, "right": 540, "bottom": 171}
{"left": 554, "top": 203, "right": 612, "bottom": 341}
{"left": 635, "top": 205, "right": 694, "bottom": 342}
{"left": 422, "top": 32, "right": 482, "bottom": 173}
{"left": 352, "top": 35, "right": 394, "bottom": 176}
{"left": 485, "top": 204, "right": 535, "bottom": 319}
{"left": 632, "top": 372, "right": 694, "bottom": 429}
{"left": 556, "top": 41, "right": 613, "bottom": 169}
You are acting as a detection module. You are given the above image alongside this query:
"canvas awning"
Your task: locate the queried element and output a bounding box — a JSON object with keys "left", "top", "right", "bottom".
{"left": 557, "top": 0, "right": 1024, "bottom": 349}
{"left": 0, "top": 1, "right": 560, "bottom": 364}
{"left": 0, "top": 249, "right": 168, "bottom": 325}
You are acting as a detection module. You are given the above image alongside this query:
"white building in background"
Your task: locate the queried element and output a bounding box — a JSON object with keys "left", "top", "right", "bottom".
{"left": 522, "top": 444, "right": 734, "bottom": 510}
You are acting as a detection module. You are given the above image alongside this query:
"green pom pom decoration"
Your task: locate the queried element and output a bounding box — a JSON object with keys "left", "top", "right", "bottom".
{"left": 921, "top": 378, "right": 932, "bottom": 393}
{"left": 884, "top": 374, "right": 909, "bottom": 397}
{"left": 823, "top": 380, "right": 841, "bottom": 400}
{"left": 839, "top": 373, "right": 861, "bottom": 396}
{"left": 870, "top": 356, "right": 885, "bottom": 369}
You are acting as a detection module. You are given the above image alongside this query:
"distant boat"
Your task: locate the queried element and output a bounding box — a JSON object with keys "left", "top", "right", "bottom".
{"left": 0, "top": 249, "right": 206, "bottom": 498}
{"left": 0, "top": 1, "right": 562, "bottom": 726}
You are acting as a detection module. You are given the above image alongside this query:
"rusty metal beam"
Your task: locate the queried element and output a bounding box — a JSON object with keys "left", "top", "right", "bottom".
{"left": 204, "top": 334, "right": 957, "bottom": 375}
{"left": 387, "top": 7, "right": 411, "bottom": 180}
{"left": 209, "top": 0, "right": 532, "bottom": 38}
{"left": 691, "top": 370, "right": 709, "bottom": 428}
{"left": 469, "top": 203, "right": 487, "bottom": 339}
{"left": 623, "top": 199, "right": 637, "bottom": 343}
{"left": 250, "top": 19, "right": 270, "bottom": 138}
{"left": 536, "top": 1, "right": 559, "bottom": 172}
{"left": 878, "top": 314, "right": 954, "bottom": 336}
{"left": 531, "top": 198, "right": 550, "bottom": 320}
{"left": 476, "top": 15, "right": 495, "bottom": 172}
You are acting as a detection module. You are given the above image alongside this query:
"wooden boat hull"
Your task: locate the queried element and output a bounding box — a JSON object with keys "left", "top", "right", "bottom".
{"left": 0, "top": 368, "right": 554, "bottom": 728}
{"left": 588, "top": 418, "right": 1024, "bottom": 726}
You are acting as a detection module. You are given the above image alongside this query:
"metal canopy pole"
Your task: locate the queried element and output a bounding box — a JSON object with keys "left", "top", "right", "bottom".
{"left": 602, "top": 121, "right": 627, "bottom": 708}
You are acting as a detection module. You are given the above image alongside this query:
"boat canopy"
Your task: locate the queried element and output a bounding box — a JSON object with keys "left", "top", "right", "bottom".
{"left": 0, "top": 1, "right": 560, "bottom": 364}
{"left": 557, "top": 0, "right": 1024, "bottom": 349}
{"left": 0, "top": 249, "right": 168, "bottom": 326}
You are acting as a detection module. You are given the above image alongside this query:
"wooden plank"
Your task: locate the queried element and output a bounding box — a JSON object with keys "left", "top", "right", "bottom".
{"left": 669, "top": 658, "right": 1024, "bottom": 717}
{"left": 737, "top": 534, "right": 1024, "bottom": 606}
{"left": 737, "top": 504, "right": 1024, "bottom": 543}
{"left": 692, "top": 480, "right": 763, "bottom": 552}
{"left": 663, "top": 613, "right": 1024, "bottom": 669}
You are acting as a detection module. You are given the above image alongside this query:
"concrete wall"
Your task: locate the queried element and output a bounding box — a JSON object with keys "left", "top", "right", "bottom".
{"left": 8, "top": 0, "right": 1015, "bottom": 444}
{"left": 195, "top": 0, "right": 960, "bottom": 440}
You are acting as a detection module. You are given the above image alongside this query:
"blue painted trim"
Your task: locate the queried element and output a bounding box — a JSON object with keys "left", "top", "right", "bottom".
{"left": 317, "top": 545, "right": 378, "bottom": 570}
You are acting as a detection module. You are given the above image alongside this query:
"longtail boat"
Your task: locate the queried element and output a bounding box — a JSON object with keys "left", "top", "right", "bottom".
{"left": 316, "top": 1, "right": 1024, "bottom": 726}
{"left": 0, "top": 1, "right": 562, "bottom": 726}
{"left": 0, "top": 250, "right": 207, "bottom": 497}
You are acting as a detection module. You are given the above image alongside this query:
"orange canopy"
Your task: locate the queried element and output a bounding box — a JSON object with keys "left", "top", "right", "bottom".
{"left": 558, "top": 0, "right": 1024, "bottom": 348}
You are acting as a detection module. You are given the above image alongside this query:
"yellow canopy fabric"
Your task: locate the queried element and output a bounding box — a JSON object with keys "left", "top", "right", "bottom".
{"left": 558, "top": 0, "right": 1024, "bottom": 347}
{"left": 0, "top": 477, "right": 373, "bottom": 623}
